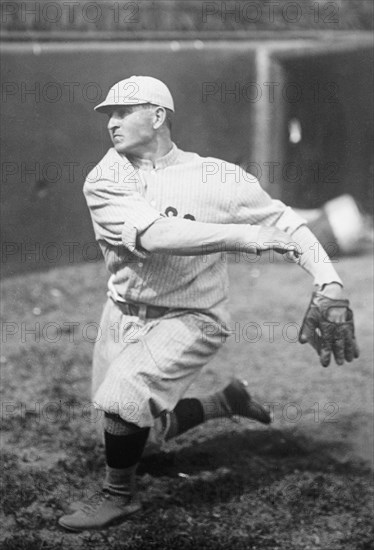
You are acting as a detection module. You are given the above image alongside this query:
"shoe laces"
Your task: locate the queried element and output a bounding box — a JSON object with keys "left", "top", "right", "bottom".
{"left": 79, "top": 491, "right": 109, "bottom": 516}
{"left": 79, "top": 490, "right": 131, "bottom": 515}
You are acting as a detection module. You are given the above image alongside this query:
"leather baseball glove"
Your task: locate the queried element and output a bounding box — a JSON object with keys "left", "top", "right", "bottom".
{"left": 299, "top": 292, "right": 359, "bottom": 367}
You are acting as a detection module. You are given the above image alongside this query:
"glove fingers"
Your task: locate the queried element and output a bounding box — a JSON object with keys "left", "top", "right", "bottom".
{"left": 299, "top": 316, "right": 318, "bottom": 348}
{"left": 343, "top": 330, "right": 357, "bottom": 362}
{"left": 344, "top": 340, "right": 355, "bottom": 362}
{"left": 330, "top": 325, "right": 359, "bottom": 365}
{"left": 332, "top": 333, "right": 345, "bottom": 366}
{"left": 319, "top": 323, "right": 334, "bottom": 367}
{"left": 343, "top": 309, "right": 360, "bottom": 361}
{"left": 300, "top": 295, "right": 359, "bottom": 367}
{"left": 353, "top": 339, "right": 360, "bottom": 359}
{"left": 320, "top": 342, "right": 332, "bottom": 367}
{"left": 300, "top": 310, "right": 331, "bottom": 364}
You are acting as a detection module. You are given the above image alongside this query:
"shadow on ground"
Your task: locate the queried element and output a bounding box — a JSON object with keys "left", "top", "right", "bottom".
{"left": 2, "top": 423, "right": 373, "bottom": 550}
{"left": 139, "top": 425, "right": 371, "bottom": 504}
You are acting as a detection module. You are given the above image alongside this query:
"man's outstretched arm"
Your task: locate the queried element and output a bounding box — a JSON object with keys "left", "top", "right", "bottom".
{"left": 137, "top": 216, "right": 300, "bottom": 257}
{"left": 138, "top": 214, "right": 359, "bottom": 369}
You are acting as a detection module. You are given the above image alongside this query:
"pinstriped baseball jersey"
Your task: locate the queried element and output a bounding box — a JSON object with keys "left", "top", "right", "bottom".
{"left": 85, "top": 142, "right": 342, "bottom": 427}
{"left": 84, "top": 143, "right": 305, "bottom": 312}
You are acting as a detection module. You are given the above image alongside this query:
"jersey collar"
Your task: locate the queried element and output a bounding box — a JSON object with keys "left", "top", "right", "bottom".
{"left": 126, "top": 143, "right": 179, "bottom": 171}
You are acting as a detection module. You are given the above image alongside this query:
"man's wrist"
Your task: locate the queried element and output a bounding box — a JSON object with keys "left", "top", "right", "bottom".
{"left": 315, "top": 281, "right": 343, "bottom": 292}
{"left": 315, "top": 281, "right": 344, "bottom": 300}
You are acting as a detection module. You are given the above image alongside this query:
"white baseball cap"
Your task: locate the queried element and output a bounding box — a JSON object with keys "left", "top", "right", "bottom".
{"left": 94, "top": 76, "right": 175, "bottom": 113}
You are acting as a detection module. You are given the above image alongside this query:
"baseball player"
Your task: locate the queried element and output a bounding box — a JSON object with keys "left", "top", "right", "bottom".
{"left": 59, "top": 76, "right": 359, "bottom": 531}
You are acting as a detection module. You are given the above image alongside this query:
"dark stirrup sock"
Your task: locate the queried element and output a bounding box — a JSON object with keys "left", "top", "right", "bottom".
{"left": 164, "top": 390, "right": 234, "bottom": 441}
{"left": 103, "top": 413, "right": 150, "bottom": 497}
{"left": 104, "top": 413, "right": 150, "bottom": 468}
{"left": 163, "top": 382, "right": 271, "bottom": 441}
{"left": 164, "top": 398, "right": 204, "bottom": 440}
{"left": 104, "top": 428, "right": 150, "bottom": 469}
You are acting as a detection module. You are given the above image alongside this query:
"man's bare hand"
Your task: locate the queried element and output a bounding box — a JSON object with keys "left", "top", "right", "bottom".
{"left": 255, "top": 227, "right": 302, "bottom": 258}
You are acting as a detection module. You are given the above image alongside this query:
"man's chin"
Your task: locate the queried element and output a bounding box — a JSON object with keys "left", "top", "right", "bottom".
{"left": 113, "top": 143, "right": 129, "bottom": 154}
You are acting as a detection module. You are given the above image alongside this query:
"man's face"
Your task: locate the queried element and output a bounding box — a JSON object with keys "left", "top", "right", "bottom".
{"left": 106, "top": 105, "right": 156, "bottom": 155}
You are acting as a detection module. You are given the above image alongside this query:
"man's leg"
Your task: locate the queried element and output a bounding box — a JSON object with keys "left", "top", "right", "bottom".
{"left": 58, "top": 307, "right": 242, "bottom": 529}
{"left": 159, "top": 378, "right": 271, "bottom": 443}
{"left": 58, "top": 414, "right": 149, "bottom": 532}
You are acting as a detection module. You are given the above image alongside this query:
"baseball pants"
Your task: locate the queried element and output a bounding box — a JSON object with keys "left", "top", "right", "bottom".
{"left": 92, "top": 297, "right": 230, "bottom": 429}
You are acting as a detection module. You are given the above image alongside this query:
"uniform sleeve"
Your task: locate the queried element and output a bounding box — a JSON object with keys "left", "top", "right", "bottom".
{"left": 227, "top": 165, "right": 342, "bottom": 286}
{"left": 291, "top": 225, "right": 343, "bottom": 287}
{"left": 228, "top": 166, "right": 306, "bottom": 232}
{"left": 83, "top": 159, "right": 164, "bottom": 259}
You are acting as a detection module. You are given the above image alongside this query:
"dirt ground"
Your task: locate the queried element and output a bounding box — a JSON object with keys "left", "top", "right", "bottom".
{"left": 1, "top": 253, "right": 373, "bottom": 550}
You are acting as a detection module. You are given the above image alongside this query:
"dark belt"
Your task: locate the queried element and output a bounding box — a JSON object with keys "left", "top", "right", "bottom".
{"left": 115, "top": 300, "right": 170, "bottom": 319}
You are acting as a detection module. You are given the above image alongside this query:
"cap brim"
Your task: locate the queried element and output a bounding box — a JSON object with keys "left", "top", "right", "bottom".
{"left": 94, "top": 100, "right": 149, "bottom": 113}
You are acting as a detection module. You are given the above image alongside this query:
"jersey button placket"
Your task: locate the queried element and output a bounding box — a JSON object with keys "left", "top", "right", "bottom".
{"left": 148, "top": 168, "right": 158, "bottom": 209}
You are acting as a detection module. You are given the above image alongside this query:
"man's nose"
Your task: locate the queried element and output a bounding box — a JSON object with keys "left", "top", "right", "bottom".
{"left": 107, "top": 115, "right": 119, "bottom": 131}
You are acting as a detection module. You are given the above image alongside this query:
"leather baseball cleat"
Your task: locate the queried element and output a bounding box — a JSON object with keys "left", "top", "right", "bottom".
{"left": 222, "top": 378, "right": 272, "bottom": 424}
{"left": 58, "top": 490, "right": 141, "bottom": 532}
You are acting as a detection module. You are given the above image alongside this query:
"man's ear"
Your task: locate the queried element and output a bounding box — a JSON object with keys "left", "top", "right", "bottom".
{"left": 153, "top": 107, "right": 167, "bottom": 130}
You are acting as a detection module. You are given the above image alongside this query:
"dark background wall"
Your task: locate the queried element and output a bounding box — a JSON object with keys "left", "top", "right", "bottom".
{"left": 1, "top": 41, "right": 260, "bottom": 275}
{"left": 1, "top": 38, "right": 373, "bottom": 275}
